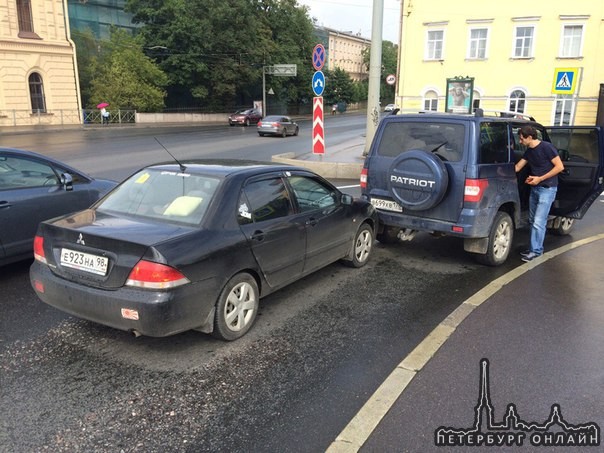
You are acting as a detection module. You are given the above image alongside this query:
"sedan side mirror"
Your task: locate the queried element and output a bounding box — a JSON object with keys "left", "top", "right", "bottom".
{"left": 61, "top": 173, "right": 74, "bottom": 191}
{"left": 341, "top": 193, "right": 353, "bottom": 205}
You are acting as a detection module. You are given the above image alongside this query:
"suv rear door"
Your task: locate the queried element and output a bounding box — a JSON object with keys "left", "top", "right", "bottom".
{"left": 365, "top": 118, "right": 468, "bottom": 223}
{"left": 545, "top": 126, "right": 604, "bottom": 218}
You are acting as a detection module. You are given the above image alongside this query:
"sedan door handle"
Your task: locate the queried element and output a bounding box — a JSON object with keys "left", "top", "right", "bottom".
{"left": 0, "top": 200, "right": 11, "bottom": 209}
{"left": 305, "top": 218, "right": 318, "bottom": 226}
{"left": 251, "top": 230, "right": 265, "bottom": 242}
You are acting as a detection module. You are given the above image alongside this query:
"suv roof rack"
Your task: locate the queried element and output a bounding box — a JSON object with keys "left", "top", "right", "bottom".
{"left": 475, "top": 109, "right": 535, "bottom": 121}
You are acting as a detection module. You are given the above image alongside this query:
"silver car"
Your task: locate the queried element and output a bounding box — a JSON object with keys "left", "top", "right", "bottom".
{"left": 257, "top": 115, "right": 299, "bottom": 137}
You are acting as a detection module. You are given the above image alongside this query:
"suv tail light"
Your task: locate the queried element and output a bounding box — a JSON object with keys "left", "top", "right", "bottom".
{"left": 33, "top": 235, "right": 47, "bottom": 264}
{"left": 360, "top": 168, "right": 368, "bottom": 189}
{"left": 126, "top": 260, "right": 190, "bottom": 289}
{"left": 464, "top": 179, "right": 489, "bottom": 203}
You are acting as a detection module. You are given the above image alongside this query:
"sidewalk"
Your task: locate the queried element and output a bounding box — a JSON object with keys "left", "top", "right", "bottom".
{"left": 329, "top": 234, "right": 604, "bottom": 452}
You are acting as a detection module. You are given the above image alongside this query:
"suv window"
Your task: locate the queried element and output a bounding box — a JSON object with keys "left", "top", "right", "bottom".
{"left": 547, "top": 128, "right": 599, "bottom": 163}
{"left": 376, "top": 121, "right": 465, "bottom": 162}
{"left": 479, "top": 122, "right": 510, "bottom": 164}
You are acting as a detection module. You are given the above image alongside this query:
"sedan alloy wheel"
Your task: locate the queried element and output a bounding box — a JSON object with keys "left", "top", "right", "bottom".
{"left": 213, "top": 273, "right": 259, "bottom": 340}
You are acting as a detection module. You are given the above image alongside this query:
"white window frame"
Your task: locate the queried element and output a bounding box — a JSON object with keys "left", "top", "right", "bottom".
{"left": 467, "top": 27, "right": 489, "bottom": 59}
{"left": 552, "top": 96, "right": 575, "bottom": 126}
{"left": 508, "top": 89, "right": 527, "bottom": 114}
{"left": 512, "top": 25, "right": 535, "bottom": 58}
{"left": 559, "top": 24, "right": 584, "bottom": 58}
{"left": 423, "top": 90, "right": 439, "bottom": 111}
{"left": 425, "top": 29, "right": 445, "bottom": 60}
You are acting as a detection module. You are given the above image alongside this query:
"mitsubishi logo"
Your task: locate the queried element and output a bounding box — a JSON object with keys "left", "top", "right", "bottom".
{"left": 76, "top": 233, "right": 85, "bottom": 245}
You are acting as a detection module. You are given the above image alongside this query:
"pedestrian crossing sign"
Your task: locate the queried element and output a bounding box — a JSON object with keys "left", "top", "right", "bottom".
{"left": 551, "top": 68, "right": 579, "bottom": 94}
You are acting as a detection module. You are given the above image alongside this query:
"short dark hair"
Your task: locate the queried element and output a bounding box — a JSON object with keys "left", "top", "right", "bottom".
{"left": 519, "top": 125, "right": 538, "bottom": 140}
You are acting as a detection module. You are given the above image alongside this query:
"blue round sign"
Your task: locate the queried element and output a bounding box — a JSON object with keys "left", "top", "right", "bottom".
{"left": 312, "top": 71, "right": 325, "bottom": 96}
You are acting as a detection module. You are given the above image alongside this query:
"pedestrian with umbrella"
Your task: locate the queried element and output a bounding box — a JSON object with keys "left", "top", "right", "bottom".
{"left": 97, "top": 102, "right": 110, "bottom": 125}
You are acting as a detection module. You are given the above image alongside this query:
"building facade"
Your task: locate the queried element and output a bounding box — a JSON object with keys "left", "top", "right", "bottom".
{"left": 0, "top": 0, "right": 81, "bottom": 126}
{"left": 315, "top": 26, "right": 370, "bottom": 81}
{"left": 395, "top": 0, "right": 604, "bottom": 126}
{"left": 67, "top": 0, "right": 137, "bottom": 40}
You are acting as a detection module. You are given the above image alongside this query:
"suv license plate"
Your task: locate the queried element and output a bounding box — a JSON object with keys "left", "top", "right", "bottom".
{"left": 371, "top": 198, "right": 403, "bottom": 212}
{"left": 60, "top": 248, "right": 108, "bottom": 276}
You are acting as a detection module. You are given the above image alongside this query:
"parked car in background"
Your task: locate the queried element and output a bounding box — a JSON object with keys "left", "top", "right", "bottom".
{"left": 31, "top": 160, "right": 377, "bottom": 340}
{"left": 384, "top": 104, "right": 397, "bottom": 112}
{"left": 257, "top": 115, "right": 299, "bottom": 137}
{"left": 0, "top": 148, "right": 116, "bottom": 266}
{"left": 228, "top": 108, "right": 262, "bottom": 126}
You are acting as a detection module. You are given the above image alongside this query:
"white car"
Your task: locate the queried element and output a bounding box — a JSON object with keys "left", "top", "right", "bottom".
{"left": 384, "top": 104, "right": 397, "bottom": 112}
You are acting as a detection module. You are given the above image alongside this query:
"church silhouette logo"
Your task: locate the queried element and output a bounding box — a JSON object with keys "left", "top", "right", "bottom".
{"left": 434, "top": 359, "right": 600, "bottom": 447}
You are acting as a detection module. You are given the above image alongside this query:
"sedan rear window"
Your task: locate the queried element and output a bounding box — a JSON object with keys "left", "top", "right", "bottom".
{"left": 98, "top": 169, "right": 219, "bottom": 225}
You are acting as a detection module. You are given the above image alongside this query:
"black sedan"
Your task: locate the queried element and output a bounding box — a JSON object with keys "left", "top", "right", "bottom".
{"left": 30, "top": 161, "right": 377, "bottom": 341}
{"left": 0, "top": 148, "right": 116, "bottom": 266}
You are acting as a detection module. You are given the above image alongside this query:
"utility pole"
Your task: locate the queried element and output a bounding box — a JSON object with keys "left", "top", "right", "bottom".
{"left": 364, "top": 0, "right": 384, "bottom": 155}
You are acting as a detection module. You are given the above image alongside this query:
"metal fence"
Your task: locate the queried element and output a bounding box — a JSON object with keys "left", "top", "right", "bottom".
{"left": 0, "top": 109, "right": 136, "bottom": 127}
{"left": 83, "top": 109, "right": 136, "bottom": 125}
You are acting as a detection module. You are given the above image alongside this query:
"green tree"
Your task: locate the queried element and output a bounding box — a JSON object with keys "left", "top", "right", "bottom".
{"left": 362, "top": 40, "right": 398, "bottom": 103}
{"left": 126, "top": 0, "right": 316, "bottom": 110}
{"left": 87, "top": 29, "right": 168, "bottom": 112}
{"left": 323, "top": 67, "right": 355, "bottom": 106}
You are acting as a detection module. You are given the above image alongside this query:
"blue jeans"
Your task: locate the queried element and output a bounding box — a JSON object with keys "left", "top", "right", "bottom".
{"left": 528, "top": 186, "right": 557, "bottom": 255}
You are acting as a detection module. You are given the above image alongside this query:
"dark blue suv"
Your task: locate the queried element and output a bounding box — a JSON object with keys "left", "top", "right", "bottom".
{"left": 361, "top": 110, "right": 604, "bottom": 265}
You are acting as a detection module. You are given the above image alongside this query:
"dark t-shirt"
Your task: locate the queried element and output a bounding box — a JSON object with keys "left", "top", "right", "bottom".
{"left": 522, "top": 141, "right": 559, "bottom": 187}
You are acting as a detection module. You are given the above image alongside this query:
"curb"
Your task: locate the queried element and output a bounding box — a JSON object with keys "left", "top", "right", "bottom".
{"left": 271, "top": 152, "right": 363, "bottom": 180}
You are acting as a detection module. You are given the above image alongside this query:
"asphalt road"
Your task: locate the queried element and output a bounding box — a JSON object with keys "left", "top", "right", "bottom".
{"left": 1, "top": 119, "right": 603, "bottom": 452}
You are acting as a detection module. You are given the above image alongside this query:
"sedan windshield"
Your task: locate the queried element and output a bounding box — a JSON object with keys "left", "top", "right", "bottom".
{"left": 97, "top": 169, "right": 220, "bottom": 225}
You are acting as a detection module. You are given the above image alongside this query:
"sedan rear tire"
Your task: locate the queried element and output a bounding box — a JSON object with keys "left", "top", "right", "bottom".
{"left": 281, "top": 129, "right": 287, "bottom": 138}
{"left": 213, "top": 273, "right": 259, "bottom": 341}
{"left": 342, "top": 223, "right": 374, "bottom": 268}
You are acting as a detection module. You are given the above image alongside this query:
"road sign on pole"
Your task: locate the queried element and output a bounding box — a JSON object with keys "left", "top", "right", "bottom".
{"left": 313, "top": 97, "right": 325, "bottom": 154}
{"left": 312, "top": 44, "right": 326, "bottom": 71}
{"left": 312, "top": 71, "right": 325, "bottom": 97}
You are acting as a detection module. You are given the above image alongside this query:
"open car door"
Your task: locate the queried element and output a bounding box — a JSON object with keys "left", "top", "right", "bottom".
{"left": 546, "top": 126, "right": 604, "bottom": 219}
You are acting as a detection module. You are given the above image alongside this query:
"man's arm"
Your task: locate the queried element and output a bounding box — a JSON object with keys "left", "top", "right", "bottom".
{"left": 515, "top": 158, "right": 527, "bottom": 173}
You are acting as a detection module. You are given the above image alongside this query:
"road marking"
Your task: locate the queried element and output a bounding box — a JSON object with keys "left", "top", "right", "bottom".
{"left": 336, "top": 184, "right": 360, "bottom": 189}
{"left": 327, "top": 233, "right": 604, "bottom": 452}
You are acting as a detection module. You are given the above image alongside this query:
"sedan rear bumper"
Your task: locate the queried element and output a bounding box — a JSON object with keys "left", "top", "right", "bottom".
{"left": 30, "top": 262, "right": 219, "bottom": 337}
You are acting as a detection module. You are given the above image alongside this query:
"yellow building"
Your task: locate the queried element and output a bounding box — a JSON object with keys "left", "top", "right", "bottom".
{"left": 395, "top": 0, "right": 604, "bottom": 126}
{"left": 316, "top": 26, "right": 370, "bottom": 81}
{"left": 0, "top": 0, "right": 81, "bottom": 127}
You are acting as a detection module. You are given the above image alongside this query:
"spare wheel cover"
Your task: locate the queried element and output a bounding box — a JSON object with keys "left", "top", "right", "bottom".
{"left": 388, "top": 150, "right": 449, "bottom": 210}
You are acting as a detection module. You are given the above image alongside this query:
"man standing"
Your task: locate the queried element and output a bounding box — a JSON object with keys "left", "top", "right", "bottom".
{"left": 515, "top": 125, "right": 565, "bottom": 262}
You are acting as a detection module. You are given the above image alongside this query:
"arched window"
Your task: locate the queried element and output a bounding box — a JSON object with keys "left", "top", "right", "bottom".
{"left": 29, "top": 73, "right": 46, "bottom": 113}
{"left": 423, "top": 90, "right": 438, "bottom": 111}
{"left": 508, "top": 90, "right": 526, "bottom": 113}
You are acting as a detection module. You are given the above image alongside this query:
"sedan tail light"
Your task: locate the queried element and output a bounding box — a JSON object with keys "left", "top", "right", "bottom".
{"left": 126, "top": 260, "right": 190, "bottom": 289}
{"left": 257, "top": 121, "right": 263, "bottom": 126}
{"left": 33, "top": 235, "right": 47, "bottom": 264}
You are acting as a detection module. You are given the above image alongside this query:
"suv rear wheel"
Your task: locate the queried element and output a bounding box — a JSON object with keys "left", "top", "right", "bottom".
{"left": 475, "top": 211, "right": 513, "bottom": 266}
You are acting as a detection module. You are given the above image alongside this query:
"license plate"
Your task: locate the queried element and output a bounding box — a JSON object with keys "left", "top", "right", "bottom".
{"left": 60, "top": 248, "right": 108, "bottom": 276}
{"left": 371, "top": 198, "right": 403, "bottom": 212}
